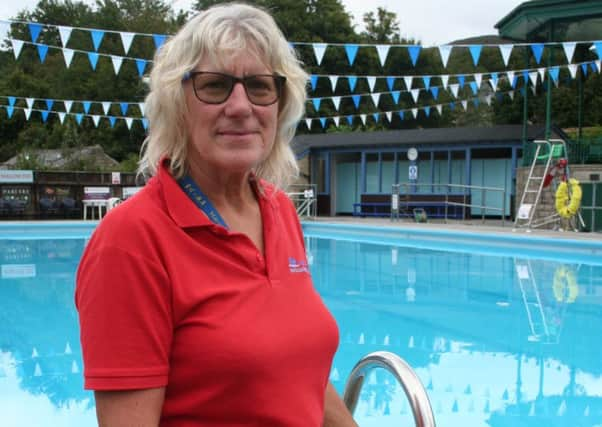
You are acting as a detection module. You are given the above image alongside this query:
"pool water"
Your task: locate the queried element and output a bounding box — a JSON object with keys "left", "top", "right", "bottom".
{"left": 1, "top": 224, "right": 601, "bottom": 426}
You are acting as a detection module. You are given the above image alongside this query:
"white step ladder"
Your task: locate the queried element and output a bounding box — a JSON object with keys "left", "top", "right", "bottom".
{"left": 514, "top": 139, "right": 566, "bottom": 230}
{"left": 515, "top": 260, "right": 551, "bottom": 342}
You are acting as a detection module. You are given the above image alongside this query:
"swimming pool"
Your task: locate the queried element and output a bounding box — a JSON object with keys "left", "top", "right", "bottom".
{"left": 1, "top": 221, "right": 601, "bottom": 426}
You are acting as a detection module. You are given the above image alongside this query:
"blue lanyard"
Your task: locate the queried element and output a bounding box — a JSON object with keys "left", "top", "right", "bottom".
{"left": 178, "top": 175, "right": 229, "bottom": 229}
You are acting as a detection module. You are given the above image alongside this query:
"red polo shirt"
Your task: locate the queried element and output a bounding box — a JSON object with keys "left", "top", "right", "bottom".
{"left": 75, "top": 162, "right": 339, "bottom": 427}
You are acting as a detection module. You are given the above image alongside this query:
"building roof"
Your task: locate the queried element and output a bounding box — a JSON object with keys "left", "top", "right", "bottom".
{"left": 1, "top": 145, "right": 119, "bottom": 170}
{"left": 495, "top": 0, "right": 602, "bottom": 42}
{"left": 292, "top": 124, "right": 565, "bottom": 155}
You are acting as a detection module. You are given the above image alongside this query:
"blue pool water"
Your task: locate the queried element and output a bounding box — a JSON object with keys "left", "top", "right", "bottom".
{"left": 1, "top": 222, "right": 601, "bottom": 426}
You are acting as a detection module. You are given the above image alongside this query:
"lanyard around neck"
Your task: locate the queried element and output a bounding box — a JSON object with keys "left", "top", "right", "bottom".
{"left": 178, "top": 175, "right": 229, "bottom": 229}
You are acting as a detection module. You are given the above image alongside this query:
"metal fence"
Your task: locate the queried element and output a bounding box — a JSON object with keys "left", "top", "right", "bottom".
{"left": 286, "top": 184, "right": 317, "bottom": 219}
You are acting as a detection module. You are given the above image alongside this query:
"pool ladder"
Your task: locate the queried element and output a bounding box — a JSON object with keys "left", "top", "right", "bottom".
{"left": 343, "top": 351, "right": 436, "bottom": 427}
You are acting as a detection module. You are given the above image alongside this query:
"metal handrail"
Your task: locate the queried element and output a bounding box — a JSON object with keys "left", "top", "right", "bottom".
{"left": 343, "top": 351, "right": 436, "bottom": 427}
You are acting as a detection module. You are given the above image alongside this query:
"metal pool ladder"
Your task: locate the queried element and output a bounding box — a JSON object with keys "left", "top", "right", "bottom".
{"left": 343, "top": 351, "right": 436, "bottom": 427}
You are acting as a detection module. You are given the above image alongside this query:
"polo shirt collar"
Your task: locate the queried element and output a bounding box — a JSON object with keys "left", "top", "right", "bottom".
{"left": 158, "top": 159, "right": 274, "bottom": 229}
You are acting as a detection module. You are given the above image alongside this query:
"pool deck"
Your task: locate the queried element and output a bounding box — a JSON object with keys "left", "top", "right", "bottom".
{"left": 306, "top": 216, "right": 602, "bottom": 242}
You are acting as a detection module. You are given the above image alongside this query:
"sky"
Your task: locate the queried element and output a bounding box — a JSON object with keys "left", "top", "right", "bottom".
{"left": 0, "top": 0, "right": 526, "bottom": 46}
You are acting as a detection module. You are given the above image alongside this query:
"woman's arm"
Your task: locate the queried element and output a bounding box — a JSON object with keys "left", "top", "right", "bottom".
{"left": 323, "top": 382, "right": 359, "bottom": 427}
{"left": 95, "top": 387, "right": 165, "bottom": 427}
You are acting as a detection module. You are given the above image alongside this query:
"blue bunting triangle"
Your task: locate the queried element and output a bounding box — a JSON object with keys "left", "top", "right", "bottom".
{"left": 45, "top": 99, "right": 54, "bottom": 110}
{"left": 530, "top": 43, "right": 544, "bottom": 64}
{"left": 153, "top": 34, "right": 167, "bottom": 49}
{"left": 109, "top": 116, "right": 117, "bottom": 128}
{"left": 595, "top": 42, "right": 602, "bottom": 60}
{"left": 351, "top": 94, "right": 361, "bottom": 109}
{"left": 522, "top": 70, "right": 529, "bottom": 84}
{"left": 83, "top": 101, "right": 92, "bottom": 114}
{"left": 75, "top": 113, "right": 83, "bottom": 125}
{"left": 430, "top": 87, "right": 439, "bottom": 100}
{"left": 407, "top": 45, "right": 421, "bottom": 66}
{"left": 491, "top": 72, "right": 498, "bottom": 86}
{"left": 422, "top": 76, "right": 431, "bottom": 91}
{"left": 457, "top": 75, "right": 465, "bottom": 88}
{"left": 346, "top": 115, "right": 353, "bottom": 126}
{"left": 41, "top": 110, "right": 49, "bottom": 122}
{"left": 424, "top": 106, "right": 430, "bottom": 118}
{"left": 120, "top": 102, "right": 129, "bottom": 115}
{"left": 386, "top": 77, "right": 395, "bottom": 91}
{"left": 142, "top": 118, "right": 149, "bottom": 130}
{"left": 581, "top": 63, "right": 589, "bottom": 76}
{"left": 347, "top": 76, "right": 357, "bottom": 92}
{"left": 28, "top": 23, "right": 43, "bottom": 43}
{"left": 391, "top": 91, "right": 400, "bottom": 104}
{"left": 8, "top": 97, "right": 16, "bottom": 107}
{"left": 6, "top": 106, "right": 14, "bottom": 118}
{"left": 319, "top": 117, "right": 326, "bottom": 128}
{"left": 87, "top": 52, "right": 99, "bottom": 70}
{"left": 37, "top": 45, "right": 48, "bottom": 63}
{"left": 310, "top": 75, "right": 318, "bottom": 91}
{"left": 398, "top": 111, "right": 404, "bottom": 121}
{"left": 312, "top": 98, "right": 321, "bottom": 112}
{"left": 449, "top": 101, "right": 455, "bottom": 111}
{"left": 344, "top": 44, "right": 359, "bottom": 65}
{"left": 91, "top": 30, "right": 104, "bottom": 51}
{"left": 136, "top": 59, "right": 147, "bottom": 77}
{"left": 372, "top": 112, "right": 379, "bottom": 123}
{"left": 591, "top": 61, "right": 598, "bottom": 73}
{"left": 512, "top": 75, "right": 519, "bottom": 88}
{"left": 469, "top": 81, "right": 478, "bottom": 95}
{"left": 469, "top": 45, "right": 482, "bottom": 66}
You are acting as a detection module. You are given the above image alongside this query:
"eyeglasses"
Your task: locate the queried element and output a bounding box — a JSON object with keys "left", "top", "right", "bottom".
{"left": 182, "top": 71, "right": 286, "bottom": 106}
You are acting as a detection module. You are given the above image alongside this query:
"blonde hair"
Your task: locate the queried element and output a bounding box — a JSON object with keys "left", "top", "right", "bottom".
{"left": 139, "top": 2, "right": 308, "bottom": 189}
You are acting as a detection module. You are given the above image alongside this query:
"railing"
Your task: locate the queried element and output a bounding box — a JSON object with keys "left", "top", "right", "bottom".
{"left": 286, "top": 184, "right": 317, "bottom": 219}
{"left": 343, "top": 351, "right": 436, "bottom": 427}
{"left": 443, "top": 183, "right": 507, "bottom": 227}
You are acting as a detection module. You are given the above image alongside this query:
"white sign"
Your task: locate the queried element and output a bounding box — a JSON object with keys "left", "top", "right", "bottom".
{"left": 111, "top": 172, "right": 121, "bottom": 184}
{"left": 517, "top": 204, "right": 532, "bottom": 219}
{"left": 2, "top": 264, "right": 36, "bottom": 278}
{"left": 408, "top": 165, "right": 418, "bottom": 180}
{"left": 391, "top": 194, "right": 399, "bottom": 210}
{"left": 0, "top": 170, "right": 33, "bottom": 183}
{"left": 122, "top": 186, "right": 142, "bottom": 198}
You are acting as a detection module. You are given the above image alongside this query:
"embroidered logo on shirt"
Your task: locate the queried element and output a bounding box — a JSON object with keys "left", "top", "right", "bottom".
{"left": 288, "top": 257, "right": 309, "bottom": 273}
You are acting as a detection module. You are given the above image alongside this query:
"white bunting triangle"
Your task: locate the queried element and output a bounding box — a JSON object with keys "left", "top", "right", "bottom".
{"left": 562, "top": 42, "right": 576, "bottom": 63}
{"left": 506, "top": 71, "right": 515, "bottom": 86}
{"left": 375, "top": 44, "right": 390, "bottom": 67}
{"left": 328, "top": 75, "right": 338, "bottom": 91}
{"left": 366, "top": 76, "right": 376, "bottom": 92}
{"left": 102, "top": 102, "right": 111, "bottom": 115}
{"left": 449, "top": 83, "right": 459, "bottom": 98}
{"left": 64, "top": 100, "right": 73, "bottom": 113}
{"left": 436, "top": 104, "right": 442, "bottom": 115}
{"left": 438, "top": 45, "right": 453, "bottom": 68}
{"left": 386, "top": 111, "right": 392, "bottom": 123}
{"left": 24, "top": 108, "right": 32, "bottom": 120}
{"left": 58, "top": 25, "right": 72, "bottom": 46}
{"left": 403, "top": 76, "right": 413, "bottom": 90}
{"left": 461, "top": 100, "right": 468, "bottom": 111}
{"left": 58, "top": 112, "right": 65, "bottom": 124}
{"left": 529, "top": 71, "right": 538, "bottom": 86}
{"left": 410, "top": 88, "right": 420, "bottom": 103}
{"left": 11, "top": 39, "right": 23, "bottom": 59}
{"left": 531, "top": 84, "right": 537, "bottom": 96}
{"left": 26, "top": 98, "right": 34, "bottom": 109}
{"left": 62, "top": 48, "right": 74, "bottom": 67}
{"left": 597, "top": 60, "right": 602, "bottom": 73}
{"left": 537, "top": 67, "right": 546, "bottom": 82}
{"left": 138, "top": 102, "right": 145, "bottom": 116}
{"left": 485, "top": 95, "right": 492, "bottom": 106}
{"left": 333, "top": 116, "right": 340, "bottom": 127}
{"left": 120, "top": 32, "right": 135, "bottom": 54}
{"left": 305, "top": 118, "right": 312, "bottom": 129}
{"left": 92, "top": 115, "right": 100, "bottom": 127}
{"left": 111, "top": 55, "right": 123, "bottom": 74}
{"left": 474, "top": 73, "right": 482, "bottom": 89}
{"left": 499, "top": 44, "right": 513, "bottom": 66}
{"left": 331, "top": 96, "right": 341, "bottom": 111}
{"left": 313, "top": 43, "right": 327, "bottom": 66}
{"left": 411, "top": 108, "right": 417, "bottom": 119}
{"left": 360, "top": 114, "right": 366, "bottom": 125}
{"left": 125, "top": 117, "right": 133, "bottom": 130}
{"left": 489, "top": 77, "right": 498, "bottom": 91}
{"left": 568, "top": 64, "right": 578, "bottom": 79}
{"left": 508, "top": 90, "right": 515, "bottom": 100}
{"left": 371, "top": 92, "right": 381, "bottom": 107}
{"left": 440, "top": 75, "right": 449, "bottom": 89}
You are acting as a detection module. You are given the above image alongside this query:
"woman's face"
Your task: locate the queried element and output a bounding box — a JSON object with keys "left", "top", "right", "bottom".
{"left": 183, "top": 53, "right": 280, "bottom": 178}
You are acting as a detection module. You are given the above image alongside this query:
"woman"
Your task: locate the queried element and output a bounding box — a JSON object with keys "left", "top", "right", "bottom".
{"left": 75, "top": 3, "right": 357, "bottom": 426}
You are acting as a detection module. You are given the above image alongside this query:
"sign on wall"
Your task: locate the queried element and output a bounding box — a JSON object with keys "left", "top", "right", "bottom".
{"left": 0, "top": 170, "right": 33, "bottom": 183}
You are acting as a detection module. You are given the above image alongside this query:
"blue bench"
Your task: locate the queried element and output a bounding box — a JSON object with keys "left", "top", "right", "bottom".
{"left": 353, "top": 201, "right": 464, "bottom": 218}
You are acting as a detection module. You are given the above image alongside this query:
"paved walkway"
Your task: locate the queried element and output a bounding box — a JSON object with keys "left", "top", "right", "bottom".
{"left": 306, "top": 216, "right": 602, "bottom": 242}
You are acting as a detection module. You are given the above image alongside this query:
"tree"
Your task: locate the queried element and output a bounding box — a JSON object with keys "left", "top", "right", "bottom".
{"left": 361, "top": 7, "right": 401, "bottom": 43}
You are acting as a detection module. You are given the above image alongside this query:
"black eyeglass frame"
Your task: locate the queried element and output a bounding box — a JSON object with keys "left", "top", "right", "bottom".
{"left": 182, "top": 71, "right": 286, "bottom": 106}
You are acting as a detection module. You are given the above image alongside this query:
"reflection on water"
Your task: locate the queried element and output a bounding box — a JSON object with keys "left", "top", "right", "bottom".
{"left": 306, "top": 236, "right": 602, "bottom": 427}
{"left": 1, "top": 236, "right": 602, "bottom": 426}
{"left": 0, "top": 239, "right": 96, "bottom": 427}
